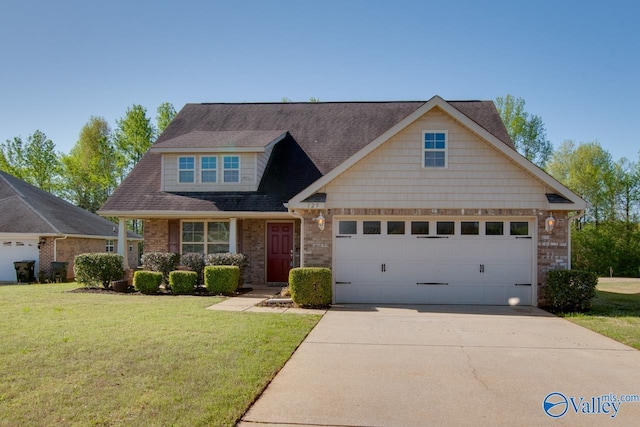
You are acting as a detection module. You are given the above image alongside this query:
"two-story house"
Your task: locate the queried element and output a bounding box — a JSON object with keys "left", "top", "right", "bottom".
{"left": 100, "top": 96, "right": 585, "bottom": 305}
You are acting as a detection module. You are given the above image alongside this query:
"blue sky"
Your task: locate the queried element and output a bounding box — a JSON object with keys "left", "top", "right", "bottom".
{"left": 1, "top": 0, "right": 638, "bottom": 162}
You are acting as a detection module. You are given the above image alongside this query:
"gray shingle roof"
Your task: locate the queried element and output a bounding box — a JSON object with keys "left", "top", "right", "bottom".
{"left": 152, "top": 130, "right": 288, "bottom": 151}
{"left": 102, "top": 100, "right": 512, "bottom": 214}
{"left": 0, "top": 171, "right": 141, "bottom": 238}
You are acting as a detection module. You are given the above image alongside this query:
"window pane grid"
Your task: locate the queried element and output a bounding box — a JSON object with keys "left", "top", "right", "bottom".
{"left": 182, "top": 221, "right": 230, "bottom": 255}
{"left": 178, "top": 156, "right": 195, "bottom": 183}
{"left": 223, "top": 156, "right": 240, "bottom": 183}
{"left": 423, "top": 132, "right": 446, "bottom": 168}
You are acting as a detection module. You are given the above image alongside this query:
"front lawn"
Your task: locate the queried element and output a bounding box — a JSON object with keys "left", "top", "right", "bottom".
{"left": 0, "top": 283, "right": 320, "bottom": 426}
{"left": 561, "top": 278, "right": 640, "bottom": 350}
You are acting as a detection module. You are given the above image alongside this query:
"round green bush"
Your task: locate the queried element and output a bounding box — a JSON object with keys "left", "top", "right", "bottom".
{"left": 204, "top": 266, "right": 239, "bottom": 294}
{"left": 289, "top": 267, "right": 332, "bottom": 307}
{"left": 134, "top": 271, "right": 163, "bottom": 295}
{"left": 169, "top": 270, "right": 197, "bottom": 294}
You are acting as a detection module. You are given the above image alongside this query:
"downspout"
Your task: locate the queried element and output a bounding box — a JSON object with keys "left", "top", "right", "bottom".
{"left": 288, "top": 208, "right": 305, "bottom": 267}
{"left": 567, "top": 210, "right": 585, "bottom": 270}
{"left": 53, "top": 235, "right": 68, "bottom": 262}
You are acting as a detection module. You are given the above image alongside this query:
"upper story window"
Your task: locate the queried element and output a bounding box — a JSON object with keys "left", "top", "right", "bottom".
{"left": 178, "top": 156, "right": 195, "bottom": 183}
{"left": 223, "top": 155, "right": 240, "bottom": 183}
{"left": 201, "top": 156, "right": 217, "bottom": 183}
{"left": 423, "top": 131, "right": 447, "bottom": 168}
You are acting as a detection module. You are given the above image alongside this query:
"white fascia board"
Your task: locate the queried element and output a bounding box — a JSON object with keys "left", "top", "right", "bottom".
{"left": 0, "top": 233, "right": 44, "bottom": 240}
{"left": 97, "top": 210, "right": 290, "bottom": 220}
{"left": 289, "top": 96, "right": 586, "bottom": 210}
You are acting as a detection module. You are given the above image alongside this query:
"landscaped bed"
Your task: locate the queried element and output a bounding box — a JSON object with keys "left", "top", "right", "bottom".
{"left": 560, "top": 278, "right": 640, "bottom": 350}
{"left": 0, "top": 282, "right": 320, "bottom": 426}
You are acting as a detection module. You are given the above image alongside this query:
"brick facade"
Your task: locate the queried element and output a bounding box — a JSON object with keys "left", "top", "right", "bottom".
{"left": 143, "top": 219, "right": 170, "bottom": 252}
{"left": 241, "top": 219, "right": 266, "bottom": 285}
{"left": 536, "top": 210, "right": 569, "bottom": 305}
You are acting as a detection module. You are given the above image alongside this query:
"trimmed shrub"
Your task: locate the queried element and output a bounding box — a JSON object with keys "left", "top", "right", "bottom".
{"left": 180, "top": 252, "right": 205, "bottom": 285}
{"left": 169, "top": 270, "right": 197, "bottom": 295}
{"left": 141, "top": 252, "right": 181, "bottom": 284}
{"left": 205, "top": 253, "right": 249, "bottom": 269}
{"left": 134, "top": 271, "right": 163, "bottom": 295}
{"left": 74, "top": 253, "right": 124, "bottom": 289}
{"left": 289, "top": 267, "right": 331, "bottom": 307}
{"left": 546, "top": 270, "right": 598, "bottom": 312}
{"left": 204, "top": 266, "right": 240, "bottom": 295}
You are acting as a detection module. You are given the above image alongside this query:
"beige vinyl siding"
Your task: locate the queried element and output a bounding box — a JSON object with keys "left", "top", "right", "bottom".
{"left": 256, "top": 144, "right": 275, "bottom": 182}
{"left": 325, "top": 107, "right": 550, "bottom": 209}
{"left": 162, "top": 153, "right": 257, "bottom": 192}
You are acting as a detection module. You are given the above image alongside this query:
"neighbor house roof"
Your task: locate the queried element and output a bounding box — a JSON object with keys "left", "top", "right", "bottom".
{"left": 0, "top": 171, "right": 141, "bottom": 238}
{"left": 101, "top": 100, "right": 513, "bottom": 215}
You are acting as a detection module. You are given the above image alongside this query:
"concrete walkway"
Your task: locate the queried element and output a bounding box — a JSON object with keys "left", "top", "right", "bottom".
{"left": 240, "top": 304, "right": 640, "bottom": 426}
{"left": 206, "top": 285, "right": 327, "bottom": 315}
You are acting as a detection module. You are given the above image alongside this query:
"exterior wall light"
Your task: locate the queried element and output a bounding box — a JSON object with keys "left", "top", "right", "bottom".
{"left": 545, "top": 213, "right": 556, "bottom": 233}
{"left": 314, "top": 212, "right": 326, "bottom": 231}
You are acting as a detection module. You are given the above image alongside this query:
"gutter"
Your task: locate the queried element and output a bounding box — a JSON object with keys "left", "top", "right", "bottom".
{"left": 288, "top": 208, "right": 305, "bottom": 267}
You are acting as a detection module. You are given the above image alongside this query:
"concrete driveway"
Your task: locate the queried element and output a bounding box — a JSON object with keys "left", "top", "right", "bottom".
{"left": 240, "top": 305, "right": 640, "bottom": 426}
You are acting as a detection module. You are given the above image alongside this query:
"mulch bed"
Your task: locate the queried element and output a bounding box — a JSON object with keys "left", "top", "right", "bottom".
{"left": 67, "top": 286, "right": 253, "bottom": 297}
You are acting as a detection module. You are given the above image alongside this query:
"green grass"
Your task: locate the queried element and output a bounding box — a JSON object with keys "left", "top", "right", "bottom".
{"left": 0, "top": 283, "right": 320, "bottom": 426}
{"left": 561, "top": 279, "right": 640, "bottom": 350}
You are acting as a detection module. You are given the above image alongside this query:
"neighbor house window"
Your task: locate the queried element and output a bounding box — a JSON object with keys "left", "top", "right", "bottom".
{"left": 178, "top": 156, "right": 195, "bottom": 183}
{"left": 105, "top": 240, "right": 115, "bottom": 253}
{"left": 182, "top": 221, "right": 230, "bottom": 254}
{"left": 423, "top": 131, "right": 447, "bottom": 168}
{"left": 223, "top": 156, "right": 240, "bottom": 183}
{"left": 201, "top": 156, "right": 217, "bottom": 183}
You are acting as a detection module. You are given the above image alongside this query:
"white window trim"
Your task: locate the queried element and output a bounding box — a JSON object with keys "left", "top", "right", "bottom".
{"left": 105, "top": 239, "right": 115, "bottom": 253}
{"left": 200, "top": 155, "right": 218, "bottom": 183}
{"left": 222, "top": 155, "right": 241, "bottom": 183}
{"left": 178, "top": 155, "right": 195, "bottom": 184}
{"left": 422, "top": 130, "right": 448, "bottom": 169}
{"left": 180, "top": 220, "right": 231, "bottom": 255}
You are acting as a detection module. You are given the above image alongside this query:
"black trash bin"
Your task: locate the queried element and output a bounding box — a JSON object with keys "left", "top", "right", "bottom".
{"left": 14, "top": 260, "right": 36, "bottom": 283}
{"left": 51, "top": 262, "right": 69, "bottom": 283}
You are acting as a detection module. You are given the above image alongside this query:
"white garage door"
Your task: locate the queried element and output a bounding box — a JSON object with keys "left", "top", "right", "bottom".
{"left": 0, "top": 239, "right": 39, "bottom": 282}
{"left": 334, "top": 218, "right": 534, "bottom": 305}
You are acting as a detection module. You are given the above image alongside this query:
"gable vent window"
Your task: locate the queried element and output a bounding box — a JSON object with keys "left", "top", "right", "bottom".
{"left": 423, "top": 131, "right": 447, "bottom": 168}
{"left": 201, "top": 156, "right": 217, "bottom": 183}
{"left": 178, "top": 156, "right": 195, "bottom": 183}
{"left": 223, "top": 156, "right": 240, "bottom": 183}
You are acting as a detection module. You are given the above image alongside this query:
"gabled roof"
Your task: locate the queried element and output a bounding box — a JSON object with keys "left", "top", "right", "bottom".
{"left": 151, "top": 130, "right": 288, "bottom": 153}
{"left": 289, "top": 96, "right": 586, "bottom": 211}
{"left": 0, "top": 171, "right": 141, "bottom": 239}
{"left": 101, "top": 100, "right": 513, "bottom": 215}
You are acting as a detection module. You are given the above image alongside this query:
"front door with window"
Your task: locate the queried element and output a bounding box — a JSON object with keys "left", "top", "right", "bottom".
{"left": 267, "top": 222, "right": 293, "bottom": 282}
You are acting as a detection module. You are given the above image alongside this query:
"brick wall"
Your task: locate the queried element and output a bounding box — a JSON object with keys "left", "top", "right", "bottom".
{"left": 241, "top": 219, "right": 265, "bottom": 285}
{"left": 55, "top": 238, "right": 108, "bottom": 280}
{"left": 536, "top": 210, "right": 569, "bottom": 305}
{"left": 144, "top": 219, "right": 169, "bottom": 252}
{"left": 303, "top": 211, "right": 333, "bottom": 267}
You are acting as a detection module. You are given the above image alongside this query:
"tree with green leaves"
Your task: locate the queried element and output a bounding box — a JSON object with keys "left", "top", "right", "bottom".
{"left": 114, "top": 104, "right": 155, "bottom": 180}
{"left": 61, "top": 117, "right": 117, "bottom": 213}
{"left": 547, "top": 140, "right": 614, "bottom": 224}
{"left": 495, "top": 94, "right": 553, "bottom": 168}
{"left": 156, "top": 102, "right": 176, "bottom": 136}
{"left": 0, "top": 130, "right": 61, "bottom": 193}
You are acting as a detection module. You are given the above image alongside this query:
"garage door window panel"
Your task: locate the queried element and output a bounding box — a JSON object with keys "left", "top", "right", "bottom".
{"left": 387, "top": 221, "right": 405, "bottom": 235}
{"left": 411, "top": 221, "right": 429, "bottom": 235}
{"left": 461, "top": 221, "right": 479, "bottom": 235}
{"left": 510, "top": 222, "right": 529, "bottom": 236}
{"left": 486, "top": 222, "right": 504, "bottom": 236}
{"left": 338, "top": 221, "right": 357, "bottom": 235}
{"left": 363, "top": 221, "right": 381, "bottom": 235}
{"left": 437, "top": 221, "right": 455, "bottom": 235}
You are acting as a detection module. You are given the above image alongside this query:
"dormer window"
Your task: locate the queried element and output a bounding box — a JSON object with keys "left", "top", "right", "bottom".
{"left": 223, "top": 155, "right": 240, "bottom": 183}
{"left": 201, "top": 156, "right": 217, "bottom": 183}
{"left": 178, "top": 156, "right": 195, "bottom": 183}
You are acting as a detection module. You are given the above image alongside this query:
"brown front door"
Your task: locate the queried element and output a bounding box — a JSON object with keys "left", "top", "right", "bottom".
{"left": 267, "top": 222, "right": 293, "bottom": 282}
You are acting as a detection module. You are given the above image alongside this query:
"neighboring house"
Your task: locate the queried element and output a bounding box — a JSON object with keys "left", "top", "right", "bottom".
{"left": 0, "top": 171, "right": 141, "bottom": 282}
{"left": 100, "top": 96, "right": 585, "bottom": 306}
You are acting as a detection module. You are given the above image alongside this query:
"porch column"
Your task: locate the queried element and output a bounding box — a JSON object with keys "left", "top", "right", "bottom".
{"left": 117, "top": 218, "right": 129, "bottom": 269}
{"left": 229, "top": 218, "right": 237, "bottom": 253}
